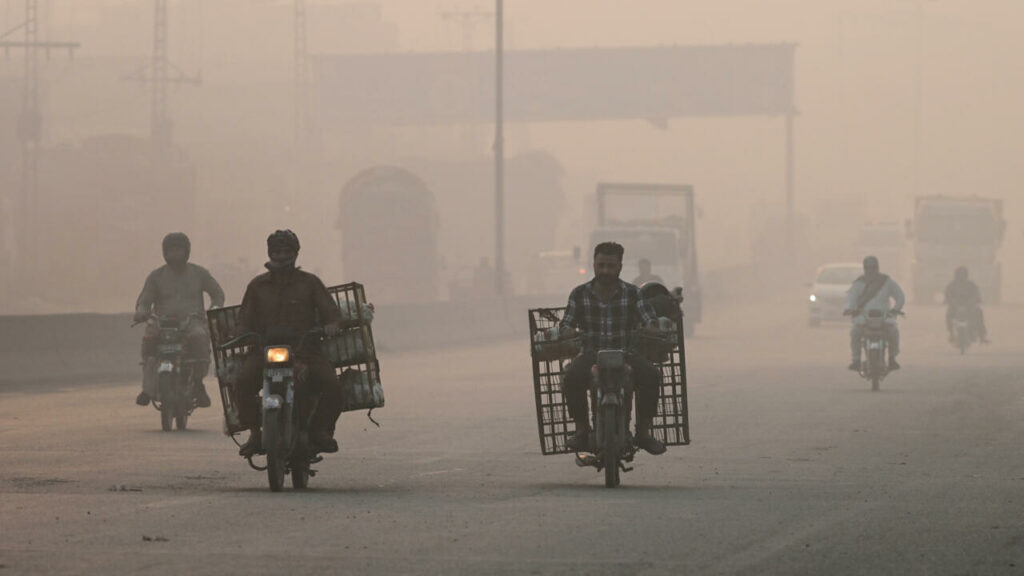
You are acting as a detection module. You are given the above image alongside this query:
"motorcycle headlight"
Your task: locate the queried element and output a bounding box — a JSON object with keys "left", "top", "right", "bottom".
{"left": 266, "top": 347, "right": 290, "bottom": 363}
{"left": 809, "top": 294, "right": 817, "bottom": 303}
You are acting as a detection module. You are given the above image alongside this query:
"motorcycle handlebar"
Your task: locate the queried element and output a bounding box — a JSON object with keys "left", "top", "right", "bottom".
{"left": 219, "top": 327, "right": 326, "bottom": 351}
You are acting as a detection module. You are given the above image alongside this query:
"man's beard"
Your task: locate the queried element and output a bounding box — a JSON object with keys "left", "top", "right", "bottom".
{"left": 265, "top": 256, "right": 297, "bottom": 273}
{"left": 165, "top": 257, "right": 187, "bottom": 270}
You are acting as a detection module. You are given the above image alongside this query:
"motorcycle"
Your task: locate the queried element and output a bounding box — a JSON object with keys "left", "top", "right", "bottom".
{"left": 571, "top": 330, "right": 677, "bottom": 488}
{"left": 139, "top": 314, "right": 205, "bottom": 431}
{"left": 847, "top": 309, "right": 903, "bottom": 391}
{"left": 949, "top": 304, "right": 976, "bottom": 355}
{"left": 220, "top": 328, "right": 325, "bottom": 492}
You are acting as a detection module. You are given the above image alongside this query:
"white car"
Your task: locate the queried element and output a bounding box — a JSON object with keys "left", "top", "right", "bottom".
{"left": 808, "top": 263, "right": 862, "bottom": 326}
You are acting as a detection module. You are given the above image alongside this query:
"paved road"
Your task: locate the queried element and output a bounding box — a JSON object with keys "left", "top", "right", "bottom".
{"left": 2, "top": 301, "right": 1022, "bottom": 575}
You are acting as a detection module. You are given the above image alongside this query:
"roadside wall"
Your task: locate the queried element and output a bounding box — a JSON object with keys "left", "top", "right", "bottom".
{"left": 0, "top": 296, "right": 558, "bottom": 386}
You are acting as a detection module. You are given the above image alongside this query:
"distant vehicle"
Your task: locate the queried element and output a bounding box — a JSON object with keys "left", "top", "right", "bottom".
{"left": 808, "top": 263, "right": 862, "bottom": 326}
{"left": 588, "top": 182, "right": 701, "bottom": 336}
{"left": 906, "top": 195, "right": 1005, "bottom": 304}
{"left": 527, "top": 249, "right": 589, "bottom": 296}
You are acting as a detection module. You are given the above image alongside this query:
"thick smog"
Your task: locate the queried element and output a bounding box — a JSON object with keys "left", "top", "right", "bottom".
{"left": 0, "top": 2, "right": 1021, "bottom": 575}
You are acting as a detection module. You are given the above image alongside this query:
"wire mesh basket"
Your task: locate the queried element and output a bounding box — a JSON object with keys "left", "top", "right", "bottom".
{"left": 528, "top": 306, "right": 690, "bottom": 455}
{"left": 207, "top": 281, "right": 383, "bottom": 435}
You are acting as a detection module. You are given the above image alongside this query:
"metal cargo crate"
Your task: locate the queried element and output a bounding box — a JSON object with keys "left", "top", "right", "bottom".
{"left": 528, "top": 306, "right": 690, "bottom": 455}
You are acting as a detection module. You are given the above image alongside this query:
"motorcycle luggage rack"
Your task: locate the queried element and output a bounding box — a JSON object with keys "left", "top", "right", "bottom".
{"left": 528, "top": 307, "right": 691, "bottom": 456}
{"left": 207, "top": 282, "right": 384, "bottom": 437}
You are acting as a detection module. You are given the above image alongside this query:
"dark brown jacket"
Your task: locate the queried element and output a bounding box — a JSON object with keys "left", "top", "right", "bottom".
{"left": 236, "top": 268, "right": 341, "bottom": 344}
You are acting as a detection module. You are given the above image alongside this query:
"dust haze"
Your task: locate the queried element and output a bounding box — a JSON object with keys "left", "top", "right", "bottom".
{"left": 0, "top": 0, "right": 1021, "bottom": 313}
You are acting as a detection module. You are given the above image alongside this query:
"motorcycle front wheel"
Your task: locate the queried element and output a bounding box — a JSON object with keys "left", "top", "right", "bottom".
{"left": 603, "top": 405, "right": 621, "bottom": 488}
{"left": 264, "top": 414, "right": 286, "bottom": 492}
{"left": 158, "top": 373, "right": 174, "bottom": 431}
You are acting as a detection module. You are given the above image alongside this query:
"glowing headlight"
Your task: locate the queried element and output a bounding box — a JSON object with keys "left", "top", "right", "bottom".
{"left": 809, "top": 294, "right": 817, "bottom": 303}
{"left": 266, "top": 347, "right": 290, "bottom": 363}
{"left": 263, "top": 395, "right": 282, "bottom": 410}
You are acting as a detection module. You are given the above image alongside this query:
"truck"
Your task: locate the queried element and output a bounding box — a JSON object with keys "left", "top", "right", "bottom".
{"left": 589, "top": 182, "right": 701, "bottom": 335}
{"left": 906, "top": 195, "right": 1005, "bottom": 304}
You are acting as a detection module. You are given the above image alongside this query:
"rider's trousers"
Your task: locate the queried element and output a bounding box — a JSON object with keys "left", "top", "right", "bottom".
{"left": 140, "top": 323, "right": 211, "bottom": 396}
{"left": 561, "top": 352, "right": 661, "bottom": 428}
{"left": 946, "top": 305, "right": 987, "bottom": 338}
{"left": 850, "top": 319, "right": 900, "bottom": 361}
{"left": 235, "top": 353, "right": 340, "bottom": 433}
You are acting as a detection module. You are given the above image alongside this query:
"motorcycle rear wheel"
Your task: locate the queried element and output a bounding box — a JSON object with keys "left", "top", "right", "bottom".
{"left": 603, "top": 405, "right": 621, "bottom": 488}
{"left": 291, "top": 458, "right": 310, "bottom": 489}
{"left": 174, "top": 400, "right": 189, "bottom": 430}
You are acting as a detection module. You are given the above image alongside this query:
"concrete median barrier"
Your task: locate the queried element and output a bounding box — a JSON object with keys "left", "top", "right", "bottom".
{"left": 0, "top": 296, "right": 560, "bottom": 387}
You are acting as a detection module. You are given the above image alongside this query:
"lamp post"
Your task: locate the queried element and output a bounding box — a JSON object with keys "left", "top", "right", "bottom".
{"left": 494, "top": 0, "right": 505, "bottom": 297}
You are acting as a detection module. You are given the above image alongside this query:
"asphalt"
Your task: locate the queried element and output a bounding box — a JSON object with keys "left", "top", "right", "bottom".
{"left": 1, "top": 300, "right": 1022, "bottom": 575}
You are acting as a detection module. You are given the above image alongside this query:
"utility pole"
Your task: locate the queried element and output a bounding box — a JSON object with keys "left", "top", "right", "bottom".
{"left": 493, "top": 0, "right": 504, "bottom": 296}
{"left": 290, "top": 0, "right": 311, "bottom": 213}
{"left": 0, "top": 0, "right": 79, "bottom": 279}
{"left": 125, "top": 0, "right": 201, "bottom": 152}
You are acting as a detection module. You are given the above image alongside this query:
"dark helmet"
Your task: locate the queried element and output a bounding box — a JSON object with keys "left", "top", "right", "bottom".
{"left": 955, "top": 266, "right": 968, "bottom": 281}
{"left": 863, "top": 255, "right": 879, "bottom": 273}
{"left": 162, "top": 232, "right": 191, "bottom": 260}
{"left": 638, "top": 281, "right": 671, "bottom": 301}
{"left": 267, "top": 229, "right": 300, "bottom": 254}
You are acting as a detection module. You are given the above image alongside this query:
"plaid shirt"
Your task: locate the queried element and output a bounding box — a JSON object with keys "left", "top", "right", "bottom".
{"left": 560, "top": 279, "right": 657, "bottom": 352}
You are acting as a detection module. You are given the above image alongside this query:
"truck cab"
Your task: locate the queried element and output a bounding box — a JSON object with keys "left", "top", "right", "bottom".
{"left": 907, "top": 196, "right": 1005, "bottom": 304}
{"left": 589, "top": 183, "right": 701, "bottom": 335}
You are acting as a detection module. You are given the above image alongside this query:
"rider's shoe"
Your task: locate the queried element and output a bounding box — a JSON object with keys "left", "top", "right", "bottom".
{"left": 888, "top": 358, "right": 901, "bottom": 371}
{"left": 238, "top": 430, "right": 263, "bottom": 457}
{"left": 136, "top": 391, "right": 151, "bottom": 406}
{"left": 636, "top": 433, "right": 667, "bottom": 456}
{"left": 193, "top": 382, "right": 212, "bottom": 408}
{"left": 565, "top": 429, "right": 591, "bottom": 452}
{"left": 847, "top": 361, "right": 860, "bottom": 371}
{"left": 309, "top": 430, "right": 339, "bottom": 454}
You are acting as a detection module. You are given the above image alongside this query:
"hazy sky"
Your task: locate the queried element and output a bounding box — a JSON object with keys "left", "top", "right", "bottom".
{"left": 2, "top": 1, "right": 1023, "bottom": 311}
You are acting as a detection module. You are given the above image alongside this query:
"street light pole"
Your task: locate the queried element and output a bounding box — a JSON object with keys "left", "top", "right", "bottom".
{"left": 494, "top": 0, "right": 505, "bottom": 297}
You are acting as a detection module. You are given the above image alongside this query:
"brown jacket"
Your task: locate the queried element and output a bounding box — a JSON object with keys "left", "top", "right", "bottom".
{"left": 236, "top": 268, "right": 341, "bottom": 345}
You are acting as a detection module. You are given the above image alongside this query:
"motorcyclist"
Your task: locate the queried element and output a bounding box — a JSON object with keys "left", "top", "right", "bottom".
{"left": 234, "top": 230, "right": 344, "bottom": 458}
{"left": 844, "top": 256, "right": 905, "bottom": 371}
{"left": 632, "top": 258, "right": 664, "bottom": 286}
{"left": 134, "top": 232, "right": 225, "bottom": 407}
{"left": 944, "top": 266, "right": 989, "bottom": 344}
{"left": 558, "top": 242, "right": 667, "bottom": 456}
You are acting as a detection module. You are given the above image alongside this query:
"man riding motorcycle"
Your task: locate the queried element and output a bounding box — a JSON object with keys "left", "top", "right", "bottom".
{"left": 944, "top": 266, "right": 989, "bottom": 344}
{"left": 632, "top": 258, "right": 664, "bottom": 286}
{"left": 234, "top": 230, "right": 344, "bottom": 458}
{"left": 134, "top": 232, "right": 225, "bottom": 407}
{"left": 558, "top": 242, "right": 667, "bottom": 456}
{"left": 845, "top": 256, "right": 905, "bottom": 371}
